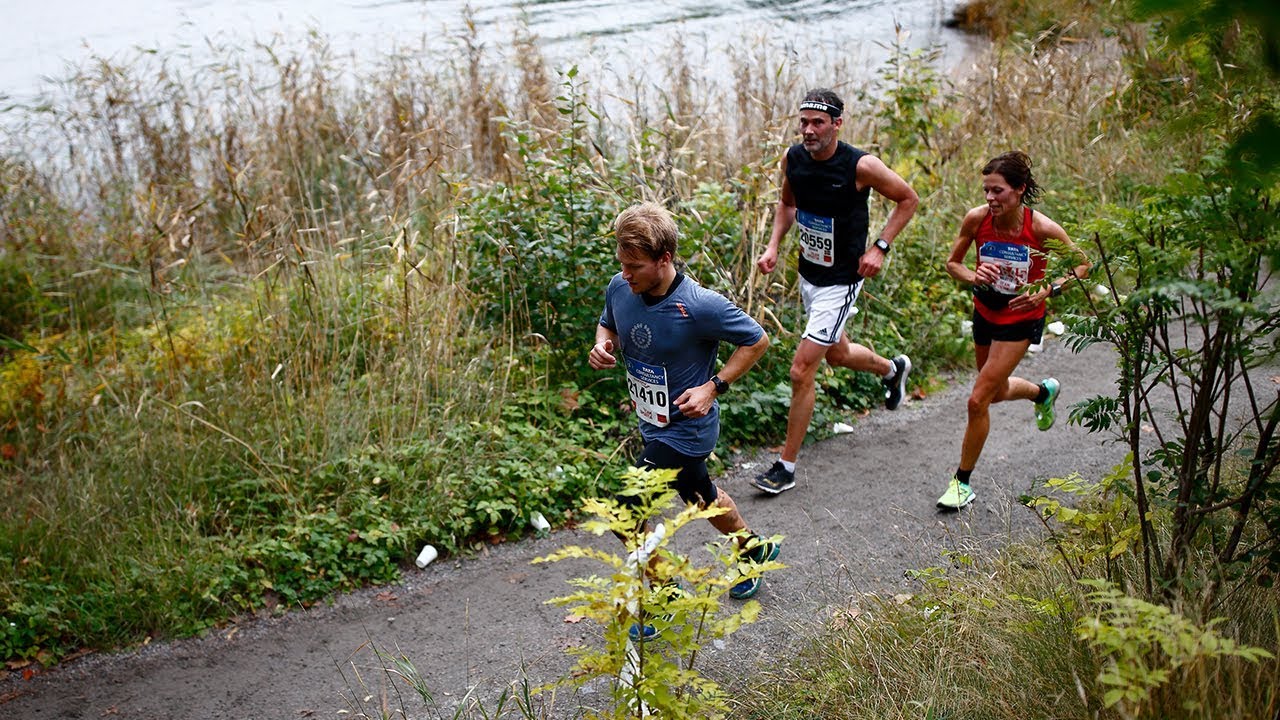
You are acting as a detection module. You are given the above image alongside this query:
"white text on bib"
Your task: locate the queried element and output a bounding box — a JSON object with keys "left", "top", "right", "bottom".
{"left": 796, "top": 210, "right": 835, "bottom": 267}
{"left": 978, "top": 241, "right": 1031, "bottom": 295}
{"left": 625, "top": 357, "right": 670, "bottom": 427}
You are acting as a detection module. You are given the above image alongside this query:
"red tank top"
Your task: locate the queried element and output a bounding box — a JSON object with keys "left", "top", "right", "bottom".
{"left": 971, "top": 207, "right": 1047, "bottom": 325}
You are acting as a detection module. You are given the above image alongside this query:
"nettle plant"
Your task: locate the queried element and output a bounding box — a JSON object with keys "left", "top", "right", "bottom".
{"left": 534, "top": 466, "right": 782, "bottom": 720}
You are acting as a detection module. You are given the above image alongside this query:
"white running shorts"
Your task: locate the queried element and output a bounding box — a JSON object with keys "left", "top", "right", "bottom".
{"left": 800, "top": 277, "right": 862, "bottom": 347}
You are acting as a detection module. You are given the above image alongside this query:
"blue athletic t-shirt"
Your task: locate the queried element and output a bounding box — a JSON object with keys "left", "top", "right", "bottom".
{"left": 599, "top": 273, "right": 764, "bottom": 456}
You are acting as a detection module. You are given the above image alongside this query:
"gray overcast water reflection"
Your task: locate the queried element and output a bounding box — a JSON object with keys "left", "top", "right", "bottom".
{"left": 3, "top": 0, "right": 977, "bottom": 102}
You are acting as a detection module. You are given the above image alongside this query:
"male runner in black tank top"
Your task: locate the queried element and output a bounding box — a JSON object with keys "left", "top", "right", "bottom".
{"left": 753, "top": 88, "right": 919, "bottom": 495}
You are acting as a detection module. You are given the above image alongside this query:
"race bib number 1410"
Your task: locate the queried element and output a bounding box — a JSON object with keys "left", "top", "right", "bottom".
{"left": 625, "top": 357, "right": 670, "bottom": 427}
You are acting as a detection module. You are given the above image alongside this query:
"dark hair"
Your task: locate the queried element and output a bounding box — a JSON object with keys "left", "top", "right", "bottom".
{"left": 982, "top": 151, "right": 1041, "bottom": 205}
{"left": 614, "top": 202, "right": 678, "bottom": 260}
{"left": 801, "top": 88, "right": 844, "bottom": 118}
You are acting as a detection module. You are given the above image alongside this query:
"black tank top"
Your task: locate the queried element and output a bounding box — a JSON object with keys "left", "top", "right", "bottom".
{"left": 786, "top": 141, "right": 870, "bottom": 286}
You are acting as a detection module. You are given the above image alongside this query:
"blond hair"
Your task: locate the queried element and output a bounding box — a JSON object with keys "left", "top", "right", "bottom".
{"left": 614, "top": 202, "right": 678, "bottom": 260}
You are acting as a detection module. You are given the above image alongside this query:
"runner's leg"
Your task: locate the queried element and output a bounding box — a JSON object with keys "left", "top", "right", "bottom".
{"left": 824, "top": 333, "right": 893, "bottom": 376}
{"left": 960, "top": 339, "right": 1034, "bottom": 470}
{"left": 781, "top": 338, "right": 828, "bottom": 463}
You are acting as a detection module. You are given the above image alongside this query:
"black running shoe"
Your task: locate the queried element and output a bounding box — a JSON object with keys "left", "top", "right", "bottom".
{"left": 752, "top": 461, "right": 795, "bottom": 495}
{"left": 883, "top": 354, "right": 912, "bottom": 411}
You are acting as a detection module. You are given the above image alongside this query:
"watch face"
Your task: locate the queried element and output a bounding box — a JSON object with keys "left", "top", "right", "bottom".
{"left": 875, "top": 239, "right": 890, "bottom": 252}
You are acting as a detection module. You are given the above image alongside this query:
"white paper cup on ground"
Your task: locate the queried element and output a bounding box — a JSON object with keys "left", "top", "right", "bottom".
{"left": 1046, "top": 320, "right": 1066, "bottom": 336}
{"left": 415, "top": 544, "right": 438, "bottom": 568}
{"left": 531, "top": 512, "right": 551, "bottom": 533}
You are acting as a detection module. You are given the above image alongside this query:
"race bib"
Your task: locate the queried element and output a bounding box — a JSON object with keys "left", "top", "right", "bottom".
{"left": 625, "top": 357, "right": 670, "bottom": 427}
{"left": 796, "top": 210, "right": 835, "bottom": 267}
{"left": 978, "top": 241, "right": 1031, "bottom": 295}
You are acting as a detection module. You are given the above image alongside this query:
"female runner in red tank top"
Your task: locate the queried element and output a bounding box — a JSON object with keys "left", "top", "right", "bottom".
{"left": 936, "top": 151, "right": 1092, "bottom": 509}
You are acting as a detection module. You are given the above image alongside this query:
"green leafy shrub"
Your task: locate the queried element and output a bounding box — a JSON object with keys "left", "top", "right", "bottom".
{"left": 534, "top": 466, "right": 782, "bottom": 719}
{"left": 0, "top": 578, "right": 71, "bottom": 664}
{"left": 243, "top": 492, "right": 407, "bottom": 606}
{"left": 1077, "top": 579, "right": 1274, "bottom": 712}
{"left": 460, "top": 70, "right": 623, "bottom": 388}
{"left": 718, "top": 380, "right": 792, "bottom": 450}
{"left": 1023, "top": 466, "right": 1147, "bottom": 584}
{"left": 1067, "top": 161, "right": 1280, "bottom": 600}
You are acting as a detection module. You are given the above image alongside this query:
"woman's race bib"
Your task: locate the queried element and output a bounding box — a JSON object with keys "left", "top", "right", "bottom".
{"left": 796, "top": 210, "right": 835, "bottom": 267}
{"left": 978, "top": 241, "right": 1031, "bottom": 294}
{"left": 625, "top": 357, "right": 670, "bottom": 427}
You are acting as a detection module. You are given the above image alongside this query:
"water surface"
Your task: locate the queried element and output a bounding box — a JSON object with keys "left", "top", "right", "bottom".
{"left": 3, "top": 0, "right": 978, "bottom": 103}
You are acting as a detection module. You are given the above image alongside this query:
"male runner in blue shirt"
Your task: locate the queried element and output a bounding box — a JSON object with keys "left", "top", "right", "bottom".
{"left": 589, "top": 202, "right": 779, "bottom": 636}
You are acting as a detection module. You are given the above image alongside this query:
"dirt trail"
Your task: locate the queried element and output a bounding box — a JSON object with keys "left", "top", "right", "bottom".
{"left": 2, "top": 338, "right": 1125, "bottom": 720}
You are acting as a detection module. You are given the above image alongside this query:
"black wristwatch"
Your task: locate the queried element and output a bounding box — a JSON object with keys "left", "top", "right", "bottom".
{"left": 710, "top": 375, "right": 730, "bottom": 395}
{"left": 1050, "top": 282, "right": 1063, "bottom": 298}
{"left": 873, "top": 237, "right": 892, "bottom": 254}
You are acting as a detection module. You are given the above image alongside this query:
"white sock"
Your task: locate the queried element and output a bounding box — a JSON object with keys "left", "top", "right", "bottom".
{"left": 781, "top": 459, "right": 796, "bottom": 473}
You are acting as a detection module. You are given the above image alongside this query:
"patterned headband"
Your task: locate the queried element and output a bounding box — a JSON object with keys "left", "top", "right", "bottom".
{"left": 799, "top": 100, "right": 841, "bottom": 118}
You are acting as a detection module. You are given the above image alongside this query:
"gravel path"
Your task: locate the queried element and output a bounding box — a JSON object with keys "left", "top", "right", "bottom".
{"left": 1, "top": 337, "right": 1126, "bottom": 720}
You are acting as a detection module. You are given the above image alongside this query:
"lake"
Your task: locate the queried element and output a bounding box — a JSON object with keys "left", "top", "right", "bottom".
{"left": 2, "top": 0, "right": 980, "bottom": 106}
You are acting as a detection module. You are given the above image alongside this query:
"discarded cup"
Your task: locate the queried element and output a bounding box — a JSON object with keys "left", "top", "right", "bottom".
{"left": 415, "top": 544, "right": 438, "bottom": 569}
{"left": 1094, "top": 283, "right": 1111, "bottom": 296}
{"left": 1046, "top": 320, "right": 1066, "bottom": 336}
{"left": 530, "top": 512, "right": 551, "bottom": 533}
{"left": 960, "top": 319, "right": 973, "bottom": 337}
{"left": 832, "top": 422, "right": 855, "bottom": 434}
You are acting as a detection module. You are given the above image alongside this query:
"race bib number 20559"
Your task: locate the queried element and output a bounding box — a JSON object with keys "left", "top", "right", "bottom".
{"left": 797, "top": 210, "right": 835, "bottom": 267}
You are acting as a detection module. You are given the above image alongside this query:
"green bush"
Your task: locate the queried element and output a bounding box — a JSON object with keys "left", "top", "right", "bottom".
{"left": 461, "top": 71, "right": 625, "bottom": 389}
{"left": 535, "top": 466, "right": 783, "bottom": 719}
{"left": 243, "top": 493, "right": 407, "bottom": 606}
{"left": 1067, "top": 160, "right": 1280, "bottom": 599}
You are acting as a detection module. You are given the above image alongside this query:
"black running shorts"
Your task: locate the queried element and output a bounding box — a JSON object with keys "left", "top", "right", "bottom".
{"left": 972, "top": 310, "right": 1045, "bottom": 346}
{"left": 626, "top": 439, "right": 719, "bottom": 507}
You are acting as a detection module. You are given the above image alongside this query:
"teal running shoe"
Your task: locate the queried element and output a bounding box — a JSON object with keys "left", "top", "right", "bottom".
{"left": 1035, "top": 378, "right": 1060, "bottom": 431}
{"left": 628, "top": 582, "right": 687, "bottom": 643}
{"left": 729, "top": 536, "right": 780, "bottom": 599}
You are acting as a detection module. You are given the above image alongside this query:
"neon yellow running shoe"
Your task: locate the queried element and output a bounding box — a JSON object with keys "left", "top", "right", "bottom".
{"left": 1035, "top": 378, "right": 1060, "bottom": 431}
{"left": 936, "top": 476, "right": 976, "bottom": 509}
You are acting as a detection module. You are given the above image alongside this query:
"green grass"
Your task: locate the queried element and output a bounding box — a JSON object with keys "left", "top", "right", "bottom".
{"left": 739, "top": 539, "right": 1279, "bottom": 719}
